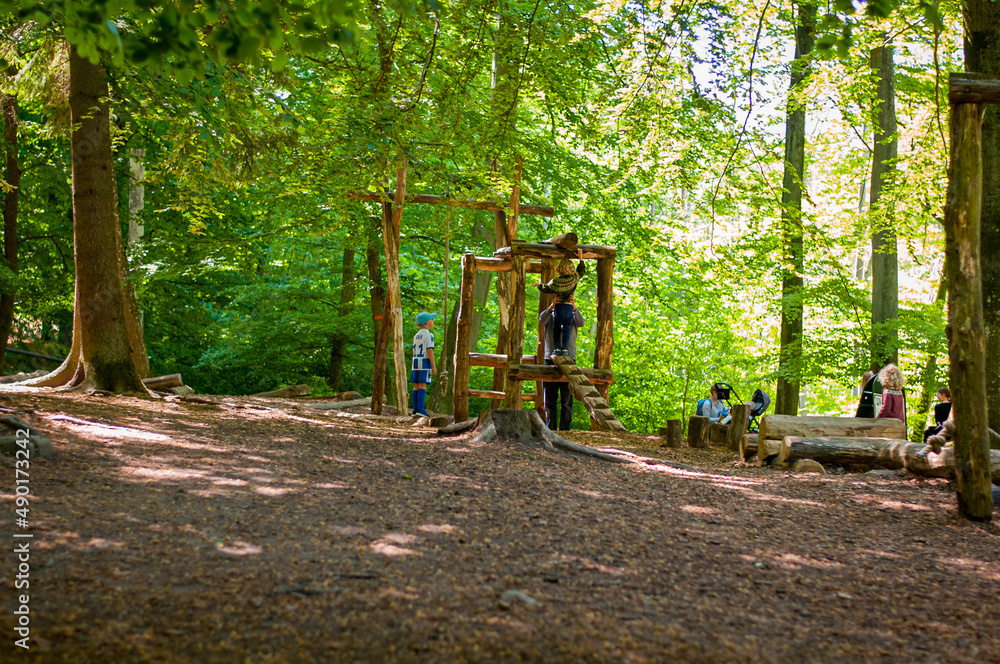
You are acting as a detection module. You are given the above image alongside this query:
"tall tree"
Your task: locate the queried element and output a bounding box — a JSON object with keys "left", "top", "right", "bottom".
{"left": 966, "top": 0, "right": 1000, "bottom": 439}
{"left": 869, "top": 36, "right": 898, "bottom": 367}
{"left": 64, "top": 46, "right": 146, "bottom": 393}
{"left": 775, "top": 2, "right": 816, "bottom": 415}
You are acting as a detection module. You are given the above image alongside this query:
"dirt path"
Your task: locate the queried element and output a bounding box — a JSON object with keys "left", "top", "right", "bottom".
{"left": 2, "top": 392, "right": 999, "bottom": 663}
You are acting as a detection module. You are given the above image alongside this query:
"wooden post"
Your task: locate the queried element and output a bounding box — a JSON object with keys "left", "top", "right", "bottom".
{"left": 505, "top": 254, "right": 525, "bottom": 408}
{"left": 535, "top": 257, "right": 556, "bottom": 419}
{"left": 491, "top": 209, "right": 512, "bottom": 409}
{"left": 944, "top": 93, "right": 993, "bottom": 520}
{"left": 659, "top": 419, "right": 682, "bottom": 448}
{"left": 726, "top": 403, "right": 751, "bottom": 451}
{"left": 385, "top": 160, "right": 409, "bottom": 413}
{"left": 453, "top": 254, "right": 476, "bottom": 422}
{"left": 687, "top": 416, "right": 710, "bottom": 449}
{"left": 371, "top": 203, "right": 393, "bottom": 415}
{"left": 593, "top": 257, "right": 615, "bottom": 430}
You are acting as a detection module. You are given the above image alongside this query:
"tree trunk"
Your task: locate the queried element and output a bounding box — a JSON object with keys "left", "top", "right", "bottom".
{"left": 965, "top": 0, "right": 1000, "bottom": 437}
{"left": 944, "top": 94, "right": 994, "bottom": 520}
{"left": 328, "top": 243, "right": 356, "bottom": 391}
{"left": 0, "top": 93, "right": 20, "bottom": 375}
{"left": 870, "top": 39, "right": 899, "bottom": 367}
{"left": 66, "top": 48, "right": 146, "bottom": 394}
{"left": 775, "top": 2, "right": 816, "bottom": 415}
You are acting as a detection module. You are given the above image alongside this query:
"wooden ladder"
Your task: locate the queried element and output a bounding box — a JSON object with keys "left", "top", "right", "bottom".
{"left": 551, "top": 355, "right": 626, "bottom": 431}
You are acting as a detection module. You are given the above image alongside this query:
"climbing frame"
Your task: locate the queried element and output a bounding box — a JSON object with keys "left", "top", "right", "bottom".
{"left": 452, "top": 238, "right": 621, "bottom": 431}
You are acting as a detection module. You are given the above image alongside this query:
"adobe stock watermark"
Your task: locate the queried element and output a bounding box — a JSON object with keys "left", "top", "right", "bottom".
{"left": 12, "top": 427, "right": 32, "bottom": 650}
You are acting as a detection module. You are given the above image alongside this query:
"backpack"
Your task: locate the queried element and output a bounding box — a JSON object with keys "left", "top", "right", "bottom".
{"left": 696, "top": 398, "right": 709, "bottom": 417}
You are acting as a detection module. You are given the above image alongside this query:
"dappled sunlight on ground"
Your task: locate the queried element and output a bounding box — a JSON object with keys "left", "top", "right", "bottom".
{"left": 4, "top": 390, "right": 999, "bottom": 662}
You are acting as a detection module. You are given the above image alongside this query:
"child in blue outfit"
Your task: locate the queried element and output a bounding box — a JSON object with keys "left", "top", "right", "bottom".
{"left": 536, "top": 258, "right": 586, "bottom": 357}
{"left": 410, "top": 312, "right": 438, "bottom": 417}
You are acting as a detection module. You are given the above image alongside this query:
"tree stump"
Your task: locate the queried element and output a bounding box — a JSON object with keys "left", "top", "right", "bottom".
{"left": 659, "top": 419, "right": 682, "bottom": 448}
{"left": 687, "top": 416, "right": 710, "bottom": 449}
{"left": 710, "top": 422, "right": 729, "bottom": 444}
{"left": 727, "top": 403, "right": 751, "bottom": 451}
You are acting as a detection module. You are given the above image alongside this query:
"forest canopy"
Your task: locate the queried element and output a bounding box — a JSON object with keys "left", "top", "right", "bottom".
{"left": 0, "top": 0, "right": 963, "bottom": 434}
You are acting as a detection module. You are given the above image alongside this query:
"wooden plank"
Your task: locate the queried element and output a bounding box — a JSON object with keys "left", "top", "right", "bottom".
{"left": 347, "top": 191, "right": 554, "bottom": 217}
{"left": 505, "top": 254, "right": 526, "bottom": 409}
{"left": 945, "top": 99, "right": 994, "bottom": 519}
{"left": 551, "top": 355, "right": 626, "bottom": 431}
{"left": 452, "top": 253, "right": 476, "bottom": 421}
{"left": 948, "top": 73, "right": 1000, "bottom": 104}
{"left": 491, "top": 206, "right": 512, "bottom": 409}
{"left": 497, "top": 240, "right": 616, "bottom": 260}
{"left": 508, "top": 363, "right": 614, "bottom": 385}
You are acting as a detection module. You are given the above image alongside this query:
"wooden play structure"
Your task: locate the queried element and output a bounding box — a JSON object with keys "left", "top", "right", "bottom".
{"left": 351, "top": 161, "right": 625, "bottom": 432}
{"left": 451, "top": 236, "right": 624, "bottom": 431}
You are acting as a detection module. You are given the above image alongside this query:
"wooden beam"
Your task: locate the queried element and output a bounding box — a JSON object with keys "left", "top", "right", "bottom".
{"left": 347, "top": 191, "right": 554, "bottom": 218}
{"left": 948, "top": 73, "right": 1000, "bottom": 104}
{"left": 452, "top": 254, "right": 476, "bottom": 421}
{"left": 474, "top": 256, "right": 545, "bottom": 274}
{"left": 475, "top": 257, "right": 511, "bottom": 272}
{"left": 945, "top": 99, "right": 994, "bottom": 520}
{"left": 469, "top": 353, "right": 537, "bottom": 368}
{"left": 497, "top": 240, "right": 616, "bottom": 260}
{"left": 507, "top": 363, "right": 613, "bottom": 385}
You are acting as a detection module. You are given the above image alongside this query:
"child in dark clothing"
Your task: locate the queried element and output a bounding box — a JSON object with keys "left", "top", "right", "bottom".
{"left": 537, "top": 258, "right": 586, "bottom": 357}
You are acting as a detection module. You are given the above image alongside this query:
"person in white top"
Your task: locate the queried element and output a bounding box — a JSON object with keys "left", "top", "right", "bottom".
{"left": 410, "top": 312, "right": 438, "bottom": 417}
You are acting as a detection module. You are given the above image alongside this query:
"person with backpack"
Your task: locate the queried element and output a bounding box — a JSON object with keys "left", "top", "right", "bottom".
{"left": 697, "top": 384, "right": 728, "bottom": 422}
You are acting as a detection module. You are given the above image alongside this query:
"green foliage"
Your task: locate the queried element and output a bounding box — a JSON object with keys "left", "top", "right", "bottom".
{"left": 2, "top": 0, "right": 959, "bottom": 434}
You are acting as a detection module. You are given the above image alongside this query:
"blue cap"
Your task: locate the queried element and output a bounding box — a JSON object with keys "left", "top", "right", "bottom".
{"left": 416, "top": 312, "right": 438, "bottom": 326}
